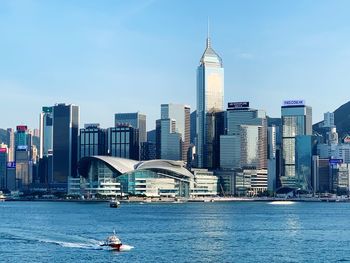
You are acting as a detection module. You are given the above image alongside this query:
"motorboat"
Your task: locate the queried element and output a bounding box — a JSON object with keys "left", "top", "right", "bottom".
{"left": 101, "top": 230, "right": 122, "bottom": 250}
{"left": 109, "top": 198, "right": 120, "bottom": 208}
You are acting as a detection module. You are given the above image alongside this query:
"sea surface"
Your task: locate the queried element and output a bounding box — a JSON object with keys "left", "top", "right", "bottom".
{"left": 1, "top": 201, "right": 350, "bottom": 263}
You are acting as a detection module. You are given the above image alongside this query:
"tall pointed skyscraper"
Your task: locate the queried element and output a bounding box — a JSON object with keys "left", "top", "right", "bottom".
{"left": 196, "top": 29, "right": 224, "bottom": 168}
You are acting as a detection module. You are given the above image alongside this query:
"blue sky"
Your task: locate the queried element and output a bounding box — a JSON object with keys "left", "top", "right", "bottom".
{"left": 1, "top": 0, "right": 350, "bottom": 130}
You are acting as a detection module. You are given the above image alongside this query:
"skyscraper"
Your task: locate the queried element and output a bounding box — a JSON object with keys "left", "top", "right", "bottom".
{"left": 39, "top": 106, "right": 53, "bottom": 158}
{"left": 0, "top": 144, "right": 7, "bottom": 190}
{"left": 6, "top": 128, "right": 14, "bottom": 162}
{"left": 159, "top": 118, "right": 182, "bottom": 160}
{"left": 15, "top": 125, "right": 32, "bottom": 190}
{"left": 205, "top": 111, "right": 225, "bottom": 169}
{"left": 281, "top": 100, "right": 312, "bottom": 188}
{"left": 79, "top": 123, "right": 107, "bottom": 158}
{"left": 160, "top": 103, "right": 190, "bottom": 161}
{"left": 52, "top": 103, "right": 79, "bottom": 189}
{"left": 220, "top": 104, "right": 267, "bottom": 170}
{"left": 108, "top": 125, "right": 139, "bottom": 160}
{"left": 115, "top": 112, "right": 146, "bottom": 143}
{"left": 196, "top": 32, "right": 224, "bottom": 168}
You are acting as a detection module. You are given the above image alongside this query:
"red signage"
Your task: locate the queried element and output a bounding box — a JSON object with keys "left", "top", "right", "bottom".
{"left": 0, "top": 148, "right": 7, "bottom": 153}
{"left": 16, "top": 125, "right": 28, "bottom": 132}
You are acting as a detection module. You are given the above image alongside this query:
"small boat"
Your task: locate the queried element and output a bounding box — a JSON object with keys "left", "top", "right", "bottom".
{"left": 101, "top": 230, "right": 122, "bottom": 250}
{"left": 269, "top": 200, "right": 295, "bottom": 205}
{"left": 109, "top": 198, "right": 120, "bottom": 208}
{"left": 0, "top": 191, "right": 5, "bottom": 202}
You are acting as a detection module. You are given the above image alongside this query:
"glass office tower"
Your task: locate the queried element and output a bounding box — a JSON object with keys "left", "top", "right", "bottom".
{"left": 108, "top": 126, "right": 139, "bottom": 160}
{"left": 281, "top": 102, "right": 312, "bottom": 188}
{"left": 52, "top": 104, "right": 79, "bottom": 189}
{"left": 115, "top": 112, "right": 146, "bottom": 143}
{"left": 6, "top": 128, "right": 14, "bottom": 162}
{"left": 220, "top": 107, "right": 267, "bottom": 170}
{"left": 295, "top": 135, "right": 313, "bottom": 190}
{"left": 160, "top": 104, "right": 190, "bottom": 161}
{"left": 79, "top": 124, "right": 107, "bottom": 159}
{"left": 0, "top": 146, "right": 7, "bottom": 190}
{"left": 196, "top": 35, "right": 224, "bottom": 168}
{"left": 39, "top": 106, "right": 53, "bottom": 158}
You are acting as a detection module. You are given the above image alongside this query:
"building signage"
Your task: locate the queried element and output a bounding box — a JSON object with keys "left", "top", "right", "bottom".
{"left": 6, "top": 162, "right": 16, "bottom": 169}
{"left": 0, "top": 148, "right": 7, "bottom": 153}
{"left": 344, "top": 136, "right": 350, "bottom": 143}
{"left": 329, "top": 159, "right": 343, "bottom": 165}
{"left": 42, "top": 106, "right": 53, "bottom": 113}
{"left": 228, "top": 102, "right": 249, "bottom": 109}
{"left": 17, "top": 145, "right": 28, "bottom": 151}
{"left": 16, "top": 125, "right": 28, "bottom": 132}
{"left": 283, "top": 100, "right": 305, "bottom": 106}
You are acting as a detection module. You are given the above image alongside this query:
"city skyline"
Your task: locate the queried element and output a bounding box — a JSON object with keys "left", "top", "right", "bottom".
{"left": 2, "top": 1, "right": 350, "bottom": 130}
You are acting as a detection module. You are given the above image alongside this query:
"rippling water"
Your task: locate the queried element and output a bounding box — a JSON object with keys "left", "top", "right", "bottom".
{"left": 1, "top": 201, "right": 350, "bottom": 262}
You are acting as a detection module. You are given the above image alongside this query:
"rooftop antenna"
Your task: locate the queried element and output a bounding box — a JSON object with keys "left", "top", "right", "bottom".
{"left": 206, "top": 17, "right": 211, "bottom": 48}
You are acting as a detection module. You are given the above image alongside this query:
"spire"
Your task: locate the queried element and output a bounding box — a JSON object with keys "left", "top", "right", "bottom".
{"left": 206, "top": 17, "right": 211, "bottom": 48}
{"left": 200, "top": 18, "right": 222, "bottom": 66}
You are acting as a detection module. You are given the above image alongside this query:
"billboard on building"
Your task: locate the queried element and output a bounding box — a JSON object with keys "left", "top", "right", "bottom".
{"left": 227, "top": 102, "right": 249, "bottom": 110}
{"left": 283, "top": 100, "right": 305, "bottom": 107}
{"left": 17, "top": 145, "right": 28, "bottom": 151}
{"left": 329, "top": 159, "right": 343, "bottom": 165}
{"left": 0, "top": 148, "right": 7, "bottom": 153}
{"left": 16, "top": 125, "right": 28, "bottom": 132}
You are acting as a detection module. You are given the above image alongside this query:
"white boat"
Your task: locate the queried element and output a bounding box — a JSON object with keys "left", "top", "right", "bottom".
{"left": 269, "top": 200, "right": 295, "bottom": 205}
{"left": 109, "top": 199, "right": 120, "bottom": 208}
{"left": 0, "top": 191, "right": 5, "bottom": 202}
{"left": 101, "top": 230, "right": 122, "bottom": 250}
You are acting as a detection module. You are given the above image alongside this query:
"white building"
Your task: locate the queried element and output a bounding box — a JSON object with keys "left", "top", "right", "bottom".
{"left": 190, "top": 169, "right": 218, "bottom": 197}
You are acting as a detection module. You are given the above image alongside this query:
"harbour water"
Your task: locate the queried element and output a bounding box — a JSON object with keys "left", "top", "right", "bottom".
{"left": 1, "top": 201, "right": 350, "bottom": 262}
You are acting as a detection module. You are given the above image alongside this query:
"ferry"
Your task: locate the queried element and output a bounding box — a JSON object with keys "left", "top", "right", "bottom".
{"left": 101, "top": 230, "right": 122, "bottom": 250}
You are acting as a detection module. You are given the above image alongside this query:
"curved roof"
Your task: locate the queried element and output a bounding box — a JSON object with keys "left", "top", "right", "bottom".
{"left": 78, "top": 156, "right": 139, "bottom": 178}
{"left": 136, "top": 159, "right": 194, "bottom": 179}
{"left": 78, "top": 156, "right": 193, "bottom": 180}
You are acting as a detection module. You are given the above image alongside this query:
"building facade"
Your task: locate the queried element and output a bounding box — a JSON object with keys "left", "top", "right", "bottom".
{"left": 39, "top": 106, "right": 53, "bottom": 158}
{"left": 160, "top": 103, "right": 190, "bottom": 161}
{"left": 79, "top": 124, "right": 107, "bottom": 159}
{"left": 52, "top": 103, "right": 79, "bottom": 190}
{"left": 281, "top": 101, "right": 312, "bottom": 188}
{"left": 108, "top": 126, "right": 139, "bottom": 160}
{"left": 0, "top": 145, "right": 7, "bottom": 190}
{"left": 6, "top": 128, "right": 14, "bottom": 162}
{"left": 196, "top": 35, "right": 224, "bottom": 168}
{"left": 115, "top": 112, "right": 147, "bottom": 144}
{"left": 220, "top": 105, "right": 267, "bottom": 170}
